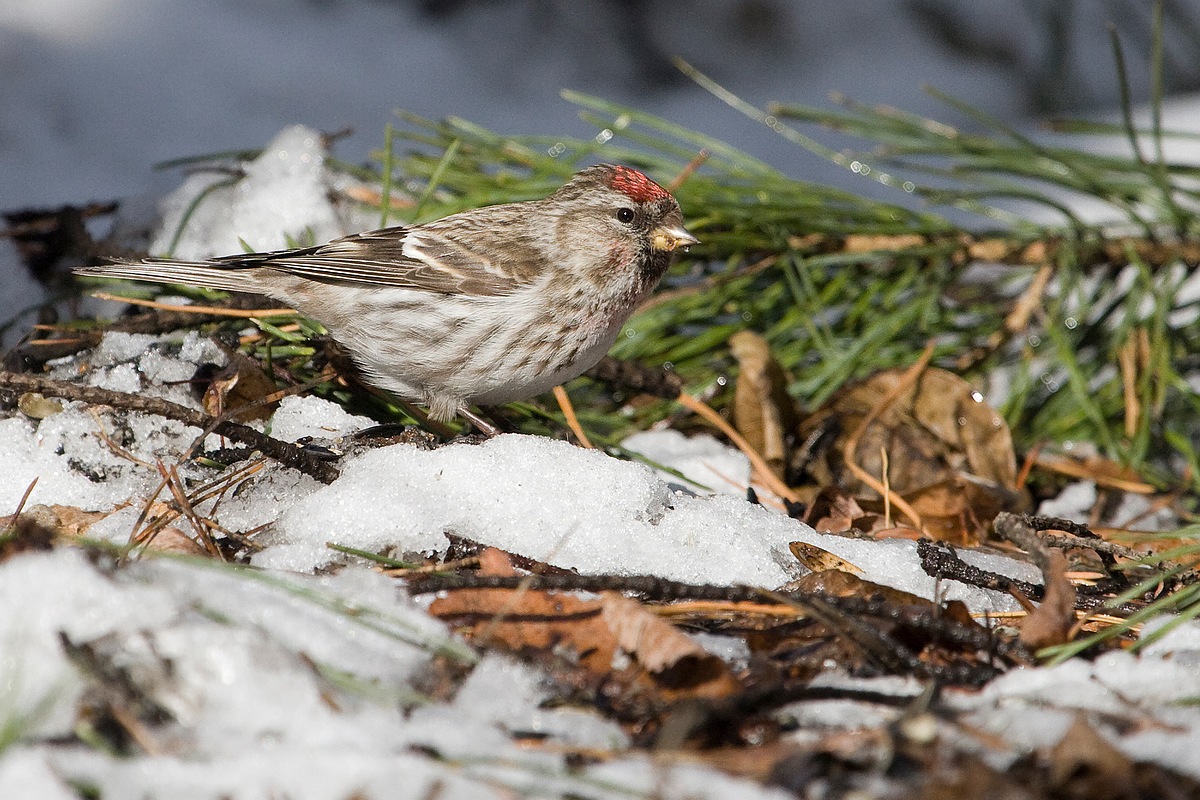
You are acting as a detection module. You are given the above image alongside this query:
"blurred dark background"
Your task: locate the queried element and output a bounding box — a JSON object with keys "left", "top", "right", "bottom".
{"left": 3, "top": 0, "right": 1199, "bottom": 209}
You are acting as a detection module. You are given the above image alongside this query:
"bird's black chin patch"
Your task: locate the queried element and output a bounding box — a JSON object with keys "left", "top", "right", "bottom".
{"left": 640, "top": 249, "right": 672, "bottom": 288}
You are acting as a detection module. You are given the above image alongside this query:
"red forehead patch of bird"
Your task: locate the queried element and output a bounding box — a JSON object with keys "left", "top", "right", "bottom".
{"left": 607, "top": 166, "right": 670, "bottom": 204}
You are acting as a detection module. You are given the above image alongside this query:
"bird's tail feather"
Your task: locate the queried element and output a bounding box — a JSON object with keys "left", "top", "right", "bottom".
{"left": 75, "top": 259, "right": 265, "bottom": 294}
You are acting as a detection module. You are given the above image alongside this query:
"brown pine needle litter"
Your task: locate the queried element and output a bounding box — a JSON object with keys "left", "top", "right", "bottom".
{"left": 552, "top": 385, "right": 594, "bottom": 449}
{"left": 675, "top": 392, "right": 800, "bottom": 505}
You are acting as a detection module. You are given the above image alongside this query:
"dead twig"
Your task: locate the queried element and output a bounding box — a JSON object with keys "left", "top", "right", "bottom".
{"left": 0, "top": 371, "right": 339, "bottom": 483}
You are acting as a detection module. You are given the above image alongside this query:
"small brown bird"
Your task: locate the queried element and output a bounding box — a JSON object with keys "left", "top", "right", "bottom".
{"left": 77, "top": 165, "right": 696, "bottom": 426}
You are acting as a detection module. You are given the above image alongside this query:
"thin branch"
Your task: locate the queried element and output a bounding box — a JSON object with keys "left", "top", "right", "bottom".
{"left": 0, "top": 371, "right": 339, "bottom": 483}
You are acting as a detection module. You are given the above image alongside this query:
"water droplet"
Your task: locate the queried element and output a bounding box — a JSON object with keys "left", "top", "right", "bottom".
{"left": 716, "top": 376, "right": 728, "bottom": 386}
{"left": 903, "top": 181, "right": 916, "bottom": 193}
{"left": 595, "top": 129, "right": 613, "bottom": 144}
{"left": 1027, "top": 334, "right": 1041, "bottom": 347}
{"left": 971, "top": 391, "right": 983, "bottom": 403}
{"left": 1064, "top": 317, "right": 1077, "bottom": 329}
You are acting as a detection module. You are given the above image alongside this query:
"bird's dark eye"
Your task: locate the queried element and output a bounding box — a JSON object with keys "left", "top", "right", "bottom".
{"left": 616, "top": 207, "right": 635, "bottom": 224}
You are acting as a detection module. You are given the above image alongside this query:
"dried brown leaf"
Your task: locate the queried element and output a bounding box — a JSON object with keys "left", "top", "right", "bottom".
{"left": 729, "top": 330, "right": 798, "bottom": 478}
{"left": 597, "top": 592, "right": 729, "bottom": 695}
{"left": 430, "top": 575, "right": 738, "bottom": 701}
{"left": 788, "top": 541, "right": 863, "bottom": 575}
{"left": 1018, "top": 550, "right": 1076, "bottom": 650}
{"left": 801, "top": 487, "right": 875, "bottom": 534}
{"left": 17, "top": 392, "right": 64, "bottom": 419}
{"left": 797, "top": 367, "right": 1023, "bottom": 541}
{"left": 202, "top": 351, "right": 278, "bottom": 422}
{"left": 149, "top": 526, "right": 212, "bottom": 557}
{"left": 1, "top": 502, "right": 107, "bottom": 541}
{"left": 790, "top": 569, "right": 927, "bottom": 607}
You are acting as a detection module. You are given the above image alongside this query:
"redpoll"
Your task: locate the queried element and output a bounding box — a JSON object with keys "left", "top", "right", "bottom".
{"left": 77, "top": 165, "right": 697, "bottom": 425}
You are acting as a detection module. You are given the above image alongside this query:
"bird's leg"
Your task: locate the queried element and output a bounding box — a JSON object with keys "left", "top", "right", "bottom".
{"left": 456, "top": 407, "right": 503, "bottom": 437}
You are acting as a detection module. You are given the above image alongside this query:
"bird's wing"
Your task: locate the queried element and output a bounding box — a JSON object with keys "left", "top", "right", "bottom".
{"left": 216, "top": 221, "right": 532, "bottom": 297}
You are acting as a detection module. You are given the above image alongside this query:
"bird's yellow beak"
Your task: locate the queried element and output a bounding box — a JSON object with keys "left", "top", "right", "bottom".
{"left": 651, "top": 224, "right": 699, "bottom": 253}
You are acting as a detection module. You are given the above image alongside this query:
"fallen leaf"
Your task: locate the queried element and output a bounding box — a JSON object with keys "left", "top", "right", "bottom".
{"left": 477, "top": 546, "right": 517, "bottom": 577}
{"left": 788, "top": 542, "right": 863, "bottom": 575}
{"left": 905, "top": 474, "right": 1022, "bottom": 544}
{"left": 430, "top": 581, "right": 739, "bottom": 703}
{"left": 796, "top": 367, "right": 1024, "bottom": 542}
{"left": 790, "top": 570, "right": 935, "bottom": 609}
{"left": 801, "top": 487, "right": 878, "bottom": 534}
{"left": 147, "top": 526, "right": 212, "bottom": 557}
{"left": 21, "top": 504, "right": 107, "bottom": 538}
{"left": 600, "top": 592, "right": 734, "bottom": 690}
{"left": 730, "top": 330, "right": 798, "bottom": 478}
{"left": 1018, "top": 549, "right": 1076, "bottom": 649}
{"left": 201, "top": 351, "right": 278, "bottom": 422}
{"left": 17, "top": 392, "right": 63, "bottom": 419}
